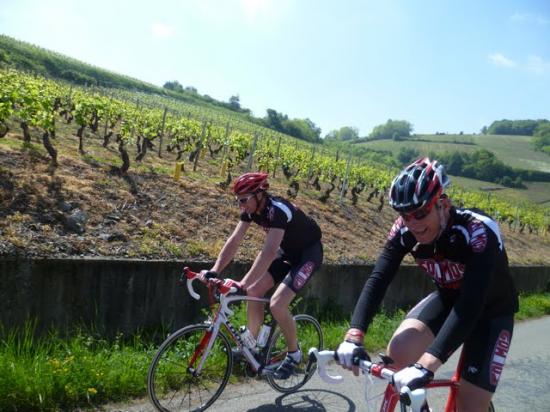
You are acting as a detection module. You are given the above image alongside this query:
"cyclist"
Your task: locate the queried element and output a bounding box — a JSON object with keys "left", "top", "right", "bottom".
{"left": 202, "top": 172, "right": 323, "bottom": 379}
{"left": 337, "top": 158, "right": 518, "bottom": 411}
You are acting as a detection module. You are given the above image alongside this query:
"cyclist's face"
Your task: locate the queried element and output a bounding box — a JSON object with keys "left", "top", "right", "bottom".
{"left": 236, "top": 193, "right": 257, "bottom": 213}
{"left": 401, "top": 202, "right": 440, "bottom": 244}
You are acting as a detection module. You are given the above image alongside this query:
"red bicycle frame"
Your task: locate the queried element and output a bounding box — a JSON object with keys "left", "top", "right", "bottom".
{"left": 375, "top": 350, "right": 464, "bottom": 412}
{"left": 311, "top": 348, "right": 470, "bottom": 412}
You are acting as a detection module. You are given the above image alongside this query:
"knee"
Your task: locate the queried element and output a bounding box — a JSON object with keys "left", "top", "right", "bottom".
{"left": 269, "top": 299, "right": 288, "bottom": 318}
{"left": 386, "top": 334, "right": 411, "bottom": 367}
{"left": 246, "top": 284, "right": 263, "bottom": 298}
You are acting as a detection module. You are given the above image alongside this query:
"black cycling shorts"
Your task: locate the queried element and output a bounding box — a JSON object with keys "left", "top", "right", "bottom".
{"left": 406, "top": 291, "right": 514, "bottom": 393}
{"left": 268, "top": 241, "right": 323, "bottom": 293}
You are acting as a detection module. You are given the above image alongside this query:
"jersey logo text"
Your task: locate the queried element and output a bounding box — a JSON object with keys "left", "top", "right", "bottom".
{"left": 490, "top": 330, "right": 511, "bottom": 386}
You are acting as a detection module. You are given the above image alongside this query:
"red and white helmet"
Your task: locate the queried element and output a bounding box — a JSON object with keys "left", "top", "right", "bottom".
{"left": 389, "top": 157, "right": 450, "bottom": 213}
{"left": 232, "top": 172, "right": 269, "bottom": 195}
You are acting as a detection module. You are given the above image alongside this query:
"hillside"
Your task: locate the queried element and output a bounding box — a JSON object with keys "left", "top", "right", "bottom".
{"left": 0, "top": 34, "right": 254, "bottom": 120}
{"left": 357, "top": 133, "right": 550, "bottom": 206}
{"left": 1, "top": 120, "right": 549, "bottom": 266}
{"left": 357, "top": 133, "right": 550, "bottom": 173}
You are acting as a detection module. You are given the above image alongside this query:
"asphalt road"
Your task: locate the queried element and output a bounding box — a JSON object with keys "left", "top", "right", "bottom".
{"left": 107, "top": 315, "right": 550, "bottom": 412}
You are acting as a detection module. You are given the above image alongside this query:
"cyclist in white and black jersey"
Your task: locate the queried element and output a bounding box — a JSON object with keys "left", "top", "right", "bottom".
{"left": 337, "top": 158, "right": 518, "bottom": 412}
{"left": 240, "top": 194, "right": 322, "bottom": 258}
{"left": 201, "top": 172, "right": 323, "bottom": 379}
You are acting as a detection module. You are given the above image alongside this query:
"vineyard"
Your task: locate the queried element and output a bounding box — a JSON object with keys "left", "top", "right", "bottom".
{"left": 0, "top": 68, "right": 549, "bottom": 260}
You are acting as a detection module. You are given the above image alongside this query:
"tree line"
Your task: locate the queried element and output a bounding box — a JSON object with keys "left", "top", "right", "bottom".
{"left": 481, "top": 119, "right": 549, "bottom": 136}
{"left": 397, "top": 147, "right": 550, "bottom": 188}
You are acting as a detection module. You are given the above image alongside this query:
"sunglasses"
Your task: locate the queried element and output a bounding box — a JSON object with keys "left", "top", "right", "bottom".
{"left": 400, "top": 199, "right": 436, "bottom": 222}
{"left": 235, "top": 194, "right": 255, "bottom": 204}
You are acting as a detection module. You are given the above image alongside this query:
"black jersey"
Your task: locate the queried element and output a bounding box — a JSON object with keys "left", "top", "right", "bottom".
{"left": 350, "top": 206, "right": 518, "bottom": 363}
{"left": 240, "top": 196, "right": 322, "bottom": 257}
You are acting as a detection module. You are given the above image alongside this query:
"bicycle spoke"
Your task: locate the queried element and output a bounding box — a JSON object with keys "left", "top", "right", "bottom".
{"left": 148, "top": 324, "right": 232, "bottom": 411}
{"left": 266, "top": 314, "right": 324, "bottom": 393}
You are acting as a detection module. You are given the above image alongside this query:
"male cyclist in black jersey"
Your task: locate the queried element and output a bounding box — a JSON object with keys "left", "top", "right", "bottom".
{"left": 337, "top": 158, "right": 518, "bottom": 411}
{"left": 201, "top": 172, "right": 323, "bottom": 379}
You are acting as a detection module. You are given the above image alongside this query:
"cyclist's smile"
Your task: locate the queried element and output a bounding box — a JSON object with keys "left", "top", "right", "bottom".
{"left": 403, "top": 207, "right": 440, "bottom": 244}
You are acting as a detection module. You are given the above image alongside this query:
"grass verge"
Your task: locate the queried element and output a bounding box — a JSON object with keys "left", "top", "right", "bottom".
{"left": 1, "top": 293, "right": 549, "bottom": 411}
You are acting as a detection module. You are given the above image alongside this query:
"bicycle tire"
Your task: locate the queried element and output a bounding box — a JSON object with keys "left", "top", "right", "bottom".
{"left": 265, "top": 314, "right": 323, "bottom": 393}
{"left": 147, "top": 324, "right": 233, "bottom": 412}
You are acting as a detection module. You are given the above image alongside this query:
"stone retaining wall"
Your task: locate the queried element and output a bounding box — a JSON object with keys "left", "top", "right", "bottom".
{"left": 1, "top": 258, "right": 549, "bottom": 335}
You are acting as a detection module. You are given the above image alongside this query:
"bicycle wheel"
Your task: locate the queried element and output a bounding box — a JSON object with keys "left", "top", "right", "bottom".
{"left": 147, "top": 324, "right": 233, "bottom": 412}
{"left": 265, "top": 314, "right": 323, "bottom": 393}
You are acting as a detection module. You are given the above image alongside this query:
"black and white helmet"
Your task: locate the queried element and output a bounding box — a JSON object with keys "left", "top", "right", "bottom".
{"left": 389, "top": 157, "right": 450, "bottom": 213}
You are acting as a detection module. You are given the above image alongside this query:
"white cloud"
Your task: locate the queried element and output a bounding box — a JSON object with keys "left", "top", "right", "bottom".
{"left": 151, "top": 23, "right": 176, "bottom": 39}
{"left": 510, "top": 12, "right": 550, "bottom": 25}
{"left": 526, "top": 55, "right": 550, "bottom": 75}
{"left": 488, "top": 53, "right": 517, "bottom": 68}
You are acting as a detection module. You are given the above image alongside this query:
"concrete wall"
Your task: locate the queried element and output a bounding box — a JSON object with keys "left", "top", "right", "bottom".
{"left": 1, "top": 258, "right": 549, "bottom": 336}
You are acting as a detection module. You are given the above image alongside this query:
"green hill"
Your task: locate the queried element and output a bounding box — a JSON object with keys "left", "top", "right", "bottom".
{"left": 0, "top": 34, "right": 261, "bottom": 125}
{"left": 357, "top": 133, "right": 550, "bottom": 173}
{"left": 0, "top": 37, "right": 548, "bottom": 248}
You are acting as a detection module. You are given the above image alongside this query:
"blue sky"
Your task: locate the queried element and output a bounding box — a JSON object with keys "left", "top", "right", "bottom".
{"left": 1, "top": 0, "right": 549, "bottom": 136}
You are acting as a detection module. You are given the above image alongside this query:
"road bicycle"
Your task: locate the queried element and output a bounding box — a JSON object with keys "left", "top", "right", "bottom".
{"left": 308, "top": 348, "right": 495, "bottom": 412}
{"left": 147, "top": 267, "right": 324, "bottom": 411}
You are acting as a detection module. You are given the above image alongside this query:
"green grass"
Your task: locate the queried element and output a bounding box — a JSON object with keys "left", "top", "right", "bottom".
{"left": 472, "top": 134, "right": 550, "bottom": 173}
{"left": 358, "top": 133, "right": 550, "bottom": 173}
{"left": 1, "top": 293, "right": 549, "bottom": 411}
{"left": 516, "top": 293, "right": 550, "bottom": 320}
{"left": 356, "top": 133, "right": 550, "bottom": 206}
{"left": 450, "top": 175, "right": 550, "bottom": 206}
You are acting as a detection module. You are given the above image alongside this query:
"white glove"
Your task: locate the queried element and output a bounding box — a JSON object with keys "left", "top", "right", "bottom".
{"left": 336, "top": 340, "right": 366, "bottom": 369}
{"left": 392, "top": 363, "right": 434, "bottom": 392}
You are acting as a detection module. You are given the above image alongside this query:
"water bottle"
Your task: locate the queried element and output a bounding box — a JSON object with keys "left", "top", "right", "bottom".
{"left": 257, "top": 324, "right": 271, "bottom": 348}
{"left": 239, "top": 326, "right": 256, "bottom": 349}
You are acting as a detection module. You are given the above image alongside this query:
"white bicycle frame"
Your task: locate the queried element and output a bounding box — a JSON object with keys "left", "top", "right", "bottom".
{"left": 187, "top": 274, "right": 274, "bottom": 375}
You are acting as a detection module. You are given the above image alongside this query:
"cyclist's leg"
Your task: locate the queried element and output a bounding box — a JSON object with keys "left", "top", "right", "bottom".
{"left": 387, "top": 291, "right": 450, "bottom": 369}
{"left": 270, "top": 283, "right": 298, "bottom": 351}
{"left": 271, "top": 242, "right": 323, "bottom": 379}
{"left": 387, "top": 319, "right": 434, "bottom": 369}
{"left": 246, "top": 272, "right": 275, "bottom": 336}
{"left": 273, "top": 241, "right": 323, "bottom": 352}
{"left": 456, "top": 380, "right": 493, "bottom": 412}
{"left": 458, "top": 314, "right": 514, "bottom": 411}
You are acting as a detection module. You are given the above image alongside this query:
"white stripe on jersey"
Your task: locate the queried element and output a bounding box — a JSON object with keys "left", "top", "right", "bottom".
{"left": 271, "top": 200, "right": 293, "bottom": 223}
{"left": 456, "top": 209, "right": 504, "bottom": 250}
{"left": 454, "top": 225, "right": 470, "bottom": 243}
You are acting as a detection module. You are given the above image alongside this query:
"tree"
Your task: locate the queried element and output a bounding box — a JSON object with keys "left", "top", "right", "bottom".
{"left": 325, "top": 126, "right": 359, "bottom": 141}
{"left": 228, "top": 95, "right": 241, "bottom": 110}
{"left": 163, "top": 80, "right": 184, "bottom": 93}
{"left": 532, "top": 123, "right": 550, "bottom": 153}
{"left": 397, "top": 147, "right": 420, "bottom": 165}
{"left": 486, "top": 119, "right": 549, "bottom": 136}
{"left": 264, "top": 109, "right": 287, "bottom": 132}
{"left": 446, "top": 152, "right": 464, "bottom": 175}
{"left": 283, "top": 118, "right": 321, "bottom": 143}
{"left": 369, "top": 119, "right": 413, "bottom": 140}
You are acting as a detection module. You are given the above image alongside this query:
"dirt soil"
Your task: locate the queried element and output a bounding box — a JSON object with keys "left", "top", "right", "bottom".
{"left": 1, "top": 122, "right": 549, "bottom": 266}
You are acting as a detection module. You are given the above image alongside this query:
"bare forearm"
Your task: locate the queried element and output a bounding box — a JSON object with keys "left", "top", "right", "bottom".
{"left": 417, "top": 352, "right": 442, "bottom": 373}
{"left": 211, "top": 237, "right": 239, "bottom": 273}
